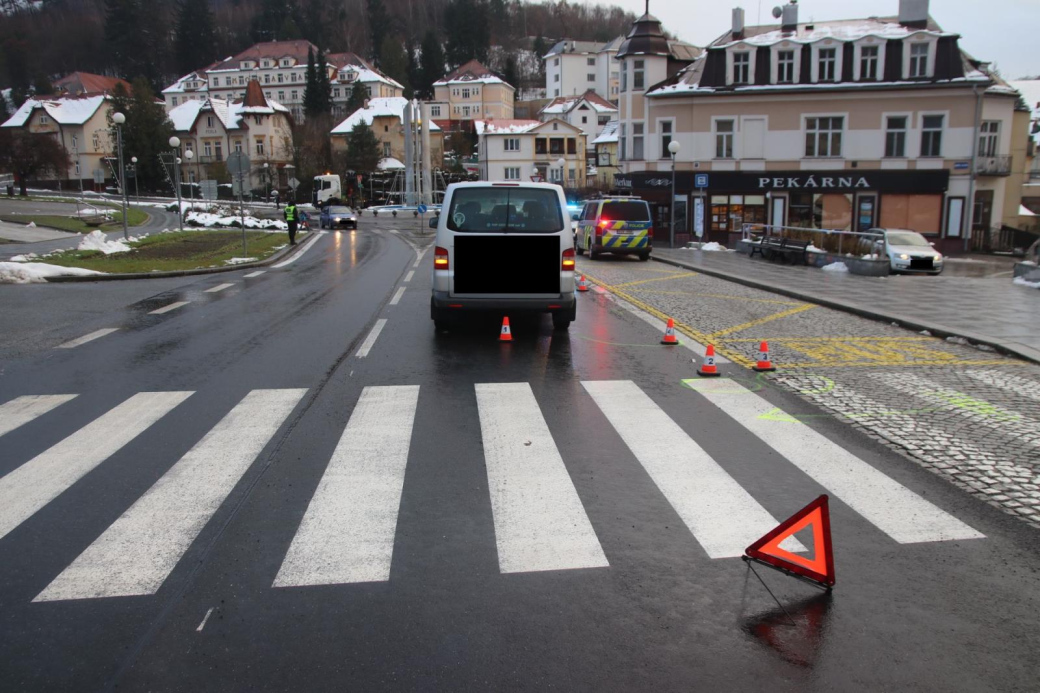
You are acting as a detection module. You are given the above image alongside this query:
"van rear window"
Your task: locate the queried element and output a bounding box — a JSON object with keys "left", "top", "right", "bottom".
{"left": 446, "top": 188, "right": 564, "bottom": 233}
{"left": 601, "top": 201, "right": 650, "bottom": 221}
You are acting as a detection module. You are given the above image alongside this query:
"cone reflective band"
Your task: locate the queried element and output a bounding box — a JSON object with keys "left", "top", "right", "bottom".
{"left": 499, "top": 316, "right": 513, "bottom": 342}
{"left": 753, "top": 340, "right": 776, "bottom": 372}
{"left": 577, "top": 275, "right": 589, "bottom": 292}
{"left": 661, "top": 318, "right": 678, "bottom": 345}
{"left": 697, "top": 344, "right": 721, "bottom": 377}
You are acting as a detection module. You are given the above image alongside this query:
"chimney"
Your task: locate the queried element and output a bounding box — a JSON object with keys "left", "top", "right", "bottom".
{"left": 781, "top": 0, "right": 799, "bottom": 32}
{"left": 898, "top": 0, "right": 929, "bottom": 28}
{"left": 732, "top": 8, "right": 745, "bottom": 39}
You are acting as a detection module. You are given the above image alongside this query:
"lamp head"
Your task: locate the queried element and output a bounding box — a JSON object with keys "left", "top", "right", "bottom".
{"left": 169, "top": 136, "right": 181, "bottom": 148}
{"left": 112, "top": 112, "right": 125, "bottom": 125}
{"left": 668, "top": 140, "right": 680, "bottom": 154}
{"left": 131, "top": 156, "right": 137, "bottom": 163}
{"left": 185, "top": 150, "right": 194, "bottom": 160}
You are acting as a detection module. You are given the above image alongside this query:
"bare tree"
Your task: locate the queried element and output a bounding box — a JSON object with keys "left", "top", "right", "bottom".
{"left": 0, "top": 130, "right": 71, "bottom": 195}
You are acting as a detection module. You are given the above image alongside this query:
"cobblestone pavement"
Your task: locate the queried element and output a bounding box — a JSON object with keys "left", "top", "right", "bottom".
{"left": 575, "top": 253, "right": 1040, "bottom": 530}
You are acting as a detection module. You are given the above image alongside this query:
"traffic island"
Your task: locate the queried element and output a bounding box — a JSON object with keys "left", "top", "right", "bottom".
{"left": 736, "top": 239, "right": 890, "bottom": 276}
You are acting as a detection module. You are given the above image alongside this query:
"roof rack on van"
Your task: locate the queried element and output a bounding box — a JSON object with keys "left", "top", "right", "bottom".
{"left": 592, "top": 193, "right": 643, "bottom": 200}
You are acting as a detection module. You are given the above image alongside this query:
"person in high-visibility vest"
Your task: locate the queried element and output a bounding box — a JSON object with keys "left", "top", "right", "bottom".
{"left": 284, "top": 202, "right": 298, "bottom": 245}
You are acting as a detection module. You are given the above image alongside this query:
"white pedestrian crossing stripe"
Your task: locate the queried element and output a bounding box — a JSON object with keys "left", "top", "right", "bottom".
{"left": 35, "top": 389, "right": 305, "bottom": 601}
{"left": 0, "top": 378, "right": 987, "bottom": 602}
{"left": 274, "top": 385, "right": 419, "bottom": 587}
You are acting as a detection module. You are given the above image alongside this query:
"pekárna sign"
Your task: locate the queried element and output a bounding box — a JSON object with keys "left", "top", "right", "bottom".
{"left": 615, "top": 169, "right": 949, "bottom": 194}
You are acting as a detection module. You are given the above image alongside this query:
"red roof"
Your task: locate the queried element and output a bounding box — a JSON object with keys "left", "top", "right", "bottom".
{"left": 53, "top": 72, "right": 131, "bottom": 96}
{"left": 243, "top": 79, "right": 267, "bottom": 108}
{"left": 210, "top": 40, "right": 319, "bottom": 71}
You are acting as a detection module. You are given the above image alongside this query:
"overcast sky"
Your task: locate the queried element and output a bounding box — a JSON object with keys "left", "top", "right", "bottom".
{"left": 578, "top": 0, "right": 1037, "bottom": 80}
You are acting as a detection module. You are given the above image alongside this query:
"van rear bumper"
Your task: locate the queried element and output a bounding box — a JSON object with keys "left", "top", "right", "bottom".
{"left": 432, "top": 291, "right": 575, "bottom": 312}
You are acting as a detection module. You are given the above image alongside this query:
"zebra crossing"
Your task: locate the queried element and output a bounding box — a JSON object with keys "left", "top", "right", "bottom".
{"left": 0, "top": 378, "right": 984, "bottom": 603}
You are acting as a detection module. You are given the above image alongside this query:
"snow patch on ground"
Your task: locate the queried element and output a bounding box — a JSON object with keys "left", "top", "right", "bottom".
{"left": 78, "top": 230, "right": 132, "bottom": 255}
{"left": 224, "top": 257, "right": 257, "bottom": 265}
{"left": 821, "top": 262, "right": 849, "bottom": 273}
{"left": 185, "top": 210, "right": 287, "bottom": 231}
{"left": 946, "top": 336, "right": 969, "bottom": 345}
{"left": 9, "top": 253, "right": 38, "bottom": 262}
{"left": 700, "top": 242, "right": 726, "bottom": 252}
{"left": 1013, "top": 276, "right": 1040, "bottom": 288}
{"left": 0, "top": 262, "right": 104, "bottom": 284}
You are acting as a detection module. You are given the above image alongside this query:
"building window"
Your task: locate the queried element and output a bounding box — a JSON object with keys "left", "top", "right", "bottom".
{"left": 504, "top": 166, "right": 520, "bottom": 180}
{"left": 568, "top": 167, "right": 576, "bottom": 181}
{"left": 277, "top": 73, "right": 284, "bottom": 83}
{"left": 909, "top": 43, "right": 929, "bottom": 78}
{"left": 733, "top": 52, "right": 750, "bottom": 85}
{"left": 715, "top": 119, "right": 734, "bottom": 158}
{"left": 587, "top": 73, "right": 595, "bottom": 82}
{"left": 979, "top": 121, "right": 1000, "bottom": 157}
{"left": 632, "top": 122, "right": 644, "bottom": 160}
{"left": 255, "top": 138, "right": 265, "bottom": 155}
{"left": 619, "top": 123, "right": 626, "bottom": 160}
{"left": 254, "top": 115, "right": 263, "bottom": 125}
{"left": 620, "top": 64, "right": 627, "bottom": 92}
{"left": 885, "top": 116, "right": 907, "bottom": 157}
{"left": 264, "top": 74, "right": 271, "bottom": 84}
{"left": 234, "top": 140, "right": 242, "bottom": 153}
{"left": 278, "top": 91, "right": 285, "bottom": 101}
{"left": 431, "top": 105, "right": 441, "bottom": 117}
{"left": 462, "top": 88, "right": 470, "bottom": 98}
{"left": 215, "top": 142, "right": 222, "bottom": 161}
{"left": 333, "top": 88, "right": 340, "bottom": 98}
{"left": 633, "top": 59, "right": 644, "bottom": 90}
{"left": 818, "top": 48, "right": 837, "bottom": 82}
{"left": 554, "top": 57, "right": 559, "bottom": 66}
{"left": 598, "top": 115, "right": 610, "bottom": 125}
{"left": 860, "top": 45, "right": 879, "bottom": 80}
{"left": 92, "top": 133, "right": 100, "bottom": 150}
{"left": 39, "top": 115, "right": 50, "bottom": 125}
{"left": 660, "top": 121, "right": 673, "bottom": 157}
{"left": 204, "top": 142, "right": 212, "bottom": 157}
{"left": 777, "top": 50, "right": 795, "bottom": 83}
{"left": 805, "top": 116, "right": 843, "bottom": 157}
{"left": 172, "top": 96, "right": 178, "bottom": 106}
{"left": 75, "top": 161, "right": 80, "bottom": 176}
{"left": 291, "top": 90, "right": 298, "bottom": 100}
{"left": 504, "top": 137, "right": 520, "bottom": 152}
{"left": 71, "top": 134, "right": 78, "bottom": 150}
{"left": 207, "top": 116, "right": 214, "bottom": 127}
{"left": 587, "top": 57, "right": 596, "bottom": 66}
{"left": 921, "top": 115, "right": 943, "bottom": 157}
{"left": 225, "top": 77, "right": 232, "bottom": 86}
{"left": 383, "top": 142, "right": 391, "bottom": 158}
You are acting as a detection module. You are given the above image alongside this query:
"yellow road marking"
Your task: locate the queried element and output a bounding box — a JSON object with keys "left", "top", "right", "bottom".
{"left": 774, "top": 359, "right": 1013, "bottom": 369}
{"left": 581, "top": 272, "right": 756, "bottom": 368}
{"left": 723, "top": 336, "right": 937, "bottom": 343}
{"left": 708, "top": 304, "right": 817, "bottom": 340}
{"left": 627, "top": 290, "right": 802, "bottom": 306}
{"left": 614, "top": 272, "right": 694, "bottom": 288}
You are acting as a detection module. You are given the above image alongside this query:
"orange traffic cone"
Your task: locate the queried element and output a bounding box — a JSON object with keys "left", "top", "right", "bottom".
{"left": 499, "top": 316, "right": 513, "bottom": 342}
{"left": 577, "top": 275, "right": 590, "bottom": 292}
{"left": 661, "top": 318, "right": 679, "bottom": 345}
{"left": 698, "top": 344, "right": 721, "bottom": 377}
{"left": 753, "top": 340, "right": 776, "bottom": 372}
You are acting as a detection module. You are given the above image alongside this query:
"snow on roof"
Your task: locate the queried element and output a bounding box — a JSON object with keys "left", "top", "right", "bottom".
{"left": 378, "top": 157, "right": 405, "bottom": 170}
{"left": 592, "top": 120, "right": 619, "bottom": 145}
{"left": 162, "top": 69, "right": 214, "bottom": 94}
{"left": 474, "top": 119, "right": 542, "bottom": 135}
{"left": 713, "top": 17, "right": 954, "bottom": 50}
{"left": 330, "top": 97, "right": 442, "bottom": 135}
{"left": 328, "top": 53, "right": 404, "bottom": 90}
{"left": 167, "top": 93, "right": 290, "bottom": 133}
{"left": 649, "top": 74, "right": 990, "bottom": 97}
{"left": 540, "top": 91, "right": 618, "bottom": 116}
{"left": 168, "top": 99, "right": 205, "bottom": 131}
{"left": 1010, "top": 80, "right": 1040, "bottom": 117}
{"left": 1, "top": 95, "right": 107, "bottom": 127}
{"left": 434, "top": 59, "right": 511, "bottom": 87}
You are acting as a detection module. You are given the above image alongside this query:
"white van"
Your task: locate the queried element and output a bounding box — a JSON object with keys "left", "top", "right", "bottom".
{"left": 429, "top": 182, "right": 576, "bottom": 330}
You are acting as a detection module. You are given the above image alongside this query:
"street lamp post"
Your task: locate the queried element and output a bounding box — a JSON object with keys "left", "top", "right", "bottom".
{"left": 169, "top": 136, "right": 184, "bottom": 232}
{"left": 668, "top": 140, "right": 680, "bottom": 248}
{"left": 185, "top": 149, "right": 195, "bottom": 208}
{"left": 263, "top": 162, "right": 270, "bottom": 204}
{"left": 555, "top": 157, "right": 566, "bottom": 187}
{"left": 112, "top": 112, "right": 129, "bottom": 240}
{"left": 130, "top": 156, "right": 139, "bottom": 205}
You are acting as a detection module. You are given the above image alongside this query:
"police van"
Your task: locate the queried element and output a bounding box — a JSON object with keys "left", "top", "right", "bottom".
{"left": 575, "top": 196, "right": 653, "bottom": 261}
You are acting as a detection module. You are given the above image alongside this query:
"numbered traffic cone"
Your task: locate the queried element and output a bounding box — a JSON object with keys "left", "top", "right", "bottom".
{"left": 661, "top": 318, "right": 679, "bottom": 345}
{"left": 577, "top": 274, "right": 590, "bottom": 292}
{"left": 698, "top": 344, "right": 721, "bottom": 377}
{"left": 753, "top": 340, "right": 777, "bottom": 372}
{"left": 499, "top": 316, "right": 513, "bottom": 342}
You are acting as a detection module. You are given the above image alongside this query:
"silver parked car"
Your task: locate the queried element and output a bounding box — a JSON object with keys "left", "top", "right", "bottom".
{"left": 873, "top": 228, "right": 944, "bottom": 275}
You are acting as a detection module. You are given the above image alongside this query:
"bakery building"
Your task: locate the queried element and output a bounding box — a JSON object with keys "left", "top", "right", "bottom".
{"left": 614, "top": 0, "right": 1028, "bottom": 252}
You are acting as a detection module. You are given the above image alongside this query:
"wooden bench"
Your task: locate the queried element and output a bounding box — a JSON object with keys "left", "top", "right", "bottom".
{"left": 748, "top": 236, "right": 810, "bottom": 264}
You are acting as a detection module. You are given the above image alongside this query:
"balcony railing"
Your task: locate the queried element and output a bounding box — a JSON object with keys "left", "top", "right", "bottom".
{"left": 975, "top": 155, "right": 1011, "bottom": 176}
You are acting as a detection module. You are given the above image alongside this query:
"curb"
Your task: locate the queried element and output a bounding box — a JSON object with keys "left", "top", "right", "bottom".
{"left": 652, "top": 253, "right": 1040, "bottom": 366}
{"left": 44, "top": 232, "right": 307, "bottom": 283}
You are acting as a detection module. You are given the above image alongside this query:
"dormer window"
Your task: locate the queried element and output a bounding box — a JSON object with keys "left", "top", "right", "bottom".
{"left": 860, "top": 46, "right": 879, "bottom": 80}
{"left": 818, "top": 48, "right": 837, "bottom": 82}
{"left": 281, "top": 59, "right": 291, "bottom": 67}
{"left": 909, "top": 43, "right": 929, "bottom": 78}
{"left": 733, "top": 52, "right": 750, "bottom": 85}
{"left": 777, "top": 50, "right": 795, "bottom": 83}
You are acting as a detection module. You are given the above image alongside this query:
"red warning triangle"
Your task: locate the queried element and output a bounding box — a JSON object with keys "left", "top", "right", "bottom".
{"left": 745, "top": 495, "right": 835, "bottom": 588}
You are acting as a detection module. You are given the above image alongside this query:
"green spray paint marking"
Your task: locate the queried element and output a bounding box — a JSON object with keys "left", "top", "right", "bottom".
{"left": 925, "top": 391, "right": 1021, "bottom": 421}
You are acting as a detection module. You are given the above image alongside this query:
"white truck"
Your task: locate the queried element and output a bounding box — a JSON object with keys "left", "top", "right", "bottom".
{"left": 312, "top": 174, "right": 342, "bottom": 207}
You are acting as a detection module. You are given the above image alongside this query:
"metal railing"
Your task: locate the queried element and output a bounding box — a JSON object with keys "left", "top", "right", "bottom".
{"left": 742, "top": 223, "right": 885, "bottom": 257}
{"left": 975, "top": 155, "right": 1011, "bottom": 176}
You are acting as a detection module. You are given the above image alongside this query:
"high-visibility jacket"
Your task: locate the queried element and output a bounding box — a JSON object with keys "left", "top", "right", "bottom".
{"left": 284, "top": 205, "right": 296, "bottom": 222}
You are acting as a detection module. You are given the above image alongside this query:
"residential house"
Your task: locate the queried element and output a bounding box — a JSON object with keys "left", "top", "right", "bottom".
{"left": 614, "top": 1, "right": 1027, "bottom": 251}
{"left": 475, "top": 118, "right": 587, "bottom": 187}
{"left": 167, "top": 80, "right": 294, "bottom": 191}
{"left": 329, "top": 97, "right": 444, "bottom": 168}
{"left": 543, "top": 37, "right": 624, "bottom": 101}
{"left": 431, "top": 60, "right": 515, "bottom": 129}
{"left": 538, "top": 90, "right": 618, "bottom": 142}
{"left": 1, "top": 94, "right": 115, "bottom": 187}
{"left": 163, "top": 41, "right": 403, "bottom": 122}
{"left": 52, "top": 72, "right": 131, "bottom": 97}
{"left": 590, "top": 120, "right": 620, "bottom": 189}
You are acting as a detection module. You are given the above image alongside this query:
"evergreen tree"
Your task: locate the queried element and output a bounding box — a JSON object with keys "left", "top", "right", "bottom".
{"left": 104, "top": 0, "right": 166, "bottom": 88}
{"left": 344, "top": 121, "right": 381, "bottom": 174}
{"left": 0, "top": 94, "right": 9, "bottom": 124}
{"left": 174, "top": 0, "right": 216, "bottom": 75}
{"left": 315, "top": 46, "right": 333, "bottom": 115}
{"left": 417, "top": 30, "right": 445, "bottom": 99}
{"left": 444, "top": 0, "right": 490, "bottom": 68}
{"left": 303, "top": 46, "right": 320, "bottom": 118}
{"left": 107, "top": 79, "right": 174, "bottom": 191}
{"left": 251, "top": 0, "right": 298, "bottom": 42}
{"left": 344, "top": 80, "right": 369, "bottom": 115}
{"left": 502, "top": 56, "right": 519, "bottom": 99}
{"left": 31, "top": 73, "right": 52, "bottom": 96}
{"left": 379, "top": 36, "right": 409, "bottom": 97}
{"left": 405, "top": 37, "right": 421, "bottom": 100}
{"left": 367, "top": 0, "right": 388, "bottom": 65}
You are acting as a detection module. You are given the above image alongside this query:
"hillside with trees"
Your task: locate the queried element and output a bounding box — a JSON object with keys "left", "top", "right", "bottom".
{"left": 0, "top": 0, "right": 638, "bottom": 106}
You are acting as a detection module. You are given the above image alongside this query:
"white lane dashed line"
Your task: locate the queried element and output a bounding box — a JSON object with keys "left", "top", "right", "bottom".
{"left": 355, "top": 319, "right": 387, "bottom": 359}
{"left": 196, "top": 607, "right": 214, "bottom": 632}
{"left": 412, "top": 247, "right": 429, "bottom": 269}
{"left": 149, "top": 301, "right": 190, "bottom": 315}
{"left": 404, "top": 270, "right": 414, "bottom": 283}
{"left": 205, "top": 283, "right": 234, "bottom": 293}
{"left": 55, "top": 328, "right": 120, "bottom": 349}
{"left": 389, "top": 229, "right": 399, "bottom": 234}
{"left": 390, "top": 287, "right": 405, "bottom": 305}
{"left": 242, "top": 271, "right": 266, "bottom": 278}
{"left": 272, "top": 232, "right": 324, "bottom": 268}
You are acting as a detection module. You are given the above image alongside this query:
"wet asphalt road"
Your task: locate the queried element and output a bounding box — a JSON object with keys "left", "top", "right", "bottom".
{"left": 0, "top": 218, "right": 1038, "bottom": 692}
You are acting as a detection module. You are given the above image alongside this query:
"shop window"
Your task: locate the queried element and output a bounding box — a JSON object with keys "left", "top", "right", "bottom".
{"left": 885, "top": 116, "right": 907, "bottom": 157}
{"left": 710, "top": 194, "right": 766, "bottom": 233}
{"left": 921, "top": 115, "right": 943, "bottom": 157}
{"left": 715, "top": 120, "right": 734, "bottom": 158}
{"left": 788, "top": 193, "right": 817, "bottom": 229}
{"left": 880, "top": 194, "right": 942, "bottom": 234}
{"left": 821, "top": 194, "right": 853, "bottom": 231}
{"left": 777, "top": 50, "right": 795, "bottom": 84}
{"left": 860, "top": 46, "right": 879, "bottom": 80}
{"left": 805, "top": 116, "right": 843, "bottom": 157}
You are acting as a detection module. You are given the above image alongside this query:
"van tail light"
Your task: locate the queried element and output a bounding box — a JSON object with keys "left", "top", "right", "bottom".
{"left": 562, "top": 247, "right": 575, "bottom": 271}
{"left": 434, "top": 246, "right": 449, "bottom": 270}
{"left": 647, "top": 227, "right": 654, "bottom": 239}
